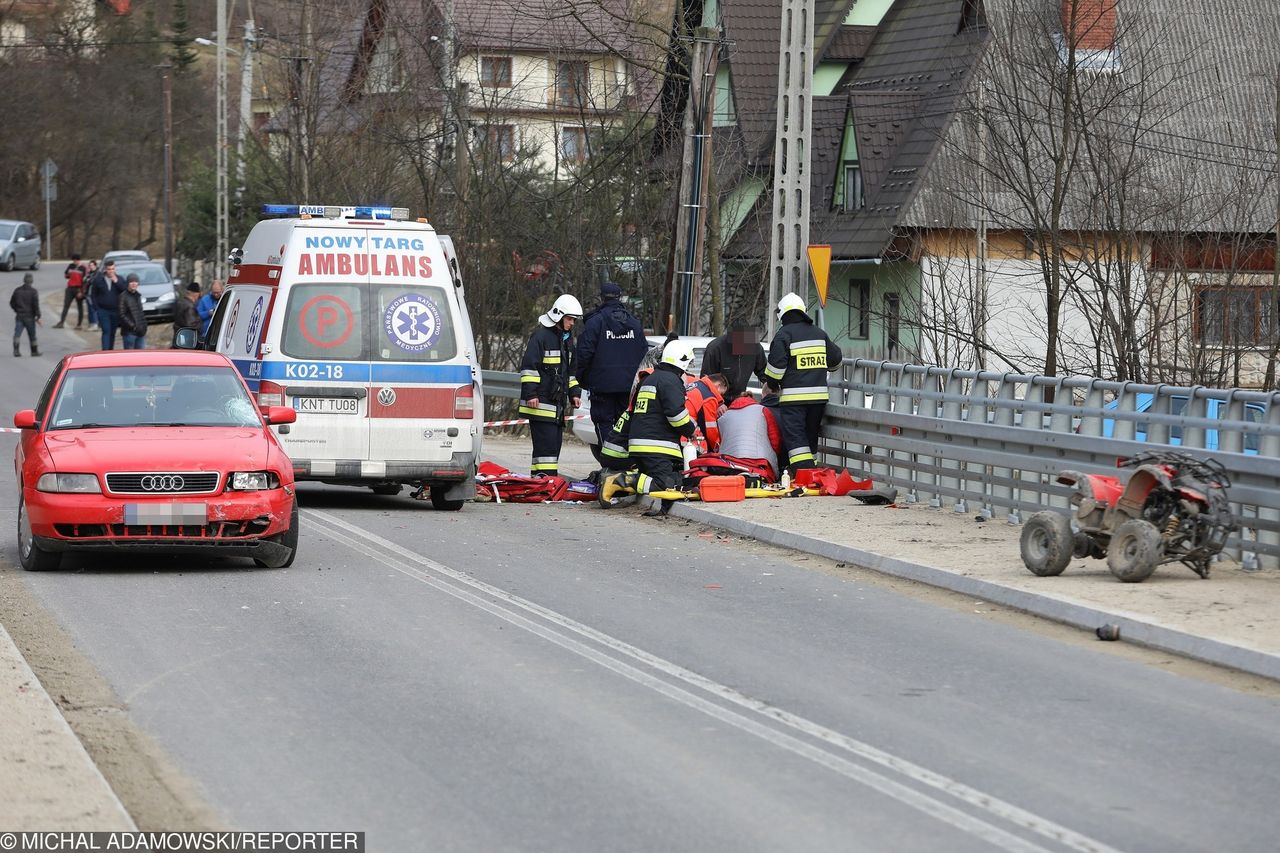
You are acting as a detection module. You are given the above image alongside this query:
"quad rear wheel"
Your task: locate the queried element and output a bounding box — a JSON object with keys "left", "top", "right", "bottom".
{"left": 1107, "top": 518, "right": 1161, "bottom": 583}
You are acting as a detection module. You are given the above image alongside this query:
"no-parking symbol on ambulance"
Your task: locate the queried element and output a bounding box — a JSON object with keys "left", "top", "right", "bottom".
{"left": 384, "top": 293, "right": 443, "bottom": 353}
{"left": 299, "top": 295, "right": 355, "bottom": 349}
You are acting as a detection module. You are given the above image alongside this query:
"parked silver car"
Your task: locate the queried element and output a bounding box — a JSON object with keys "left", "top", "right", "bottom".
{"left": 0, "top": 220, "right": 42, "bottom": 271}
{"left": 114, "top": 261, "right": 177, "bottom": 323}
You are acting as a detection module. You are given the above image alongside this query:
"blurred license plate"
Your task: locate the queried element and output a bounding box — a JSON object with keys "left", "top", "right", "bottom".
{"left": 293, "top": 397, "right": 360, "bottom": 415}
{"left": 124, "top": 504, "right": 207, "bottom": 525}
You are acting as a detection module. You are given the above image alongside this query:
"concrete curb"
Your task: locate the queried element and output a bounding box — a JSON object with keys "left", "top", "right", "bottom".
{"left": 0, "top": 622, "right": 136, "bottom": 830}
{"left": 670, "top": 503, "right": 1280, "bottom": 682}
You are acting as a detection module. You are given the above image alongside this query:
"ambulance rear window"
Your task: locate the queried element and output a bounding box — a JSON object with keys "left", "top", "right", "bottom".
{"left": 281, "top": 283, "right": 457, "bottom": 362}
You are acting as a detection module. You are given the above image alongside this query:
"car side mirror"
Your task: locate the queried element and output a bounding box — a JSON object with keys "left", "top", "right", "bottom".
{"left": 265, "top": 406, "right": 297, "bottom": 425}
{"left": 13, "top": 410, "right": 36, "bottom": 429}
{"left": 173, "top": 327, "right": 199, "bottom": 349}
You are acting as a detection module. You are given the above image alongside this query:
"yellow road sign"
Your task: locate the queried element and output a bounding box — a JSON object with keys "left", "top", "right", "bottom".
{"left": 807, "top": 245, "right": 832, "bottom": 307}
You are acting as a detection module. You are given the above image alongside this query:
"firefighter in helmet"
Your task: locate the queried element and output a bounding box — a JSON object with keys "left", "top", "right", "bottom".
{"left": 520, "top": 294, "right": 584, "bottom": 476}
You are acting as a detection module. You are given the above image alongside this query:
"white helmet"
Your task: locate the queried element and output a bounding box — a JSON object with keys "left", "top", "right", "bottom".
{"left": 776, "top": 292, "right": 806, "bottom": 319}
{"left": 539, "top": 294, "right": 584, "bottom": 327}
{"left": 661, "top": 339, "right": 696, "bottom": 371}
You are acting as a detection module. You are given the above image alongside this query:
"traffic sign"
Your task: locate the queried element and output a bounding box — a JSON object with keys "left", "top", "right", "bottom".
{"left": 807, "top": 244, "right": 832, "bottom": 307}
{"left": 41, "top": 159, "right": 57, "bottom": 179}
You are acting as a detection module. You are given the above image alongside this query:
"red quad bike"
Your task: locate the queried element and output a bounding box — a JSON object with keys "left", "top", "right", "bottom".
{"left": 1020, "top": 451, "right": 1238, "bottom": 583}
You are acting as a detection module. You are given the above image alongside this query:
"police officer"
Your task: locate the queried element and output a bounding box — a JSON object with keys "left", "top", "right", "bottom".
{"left": 600, "top": 339, "right": 697, "bottom": 516}
{"left": 764, "top": 293, "right": 843, "bottom": 474}
{"left": 520, "top": 294, "right": 583, "bottom": 476}
{"left": 574, "top": 281, "right": 648, "bottom": 465}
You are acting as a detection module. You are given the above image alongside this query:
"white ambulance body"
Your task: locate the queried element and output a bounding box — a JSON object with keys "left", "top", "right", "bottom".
{"left": 209, "top": 205, "right": 482, "bottom": 508}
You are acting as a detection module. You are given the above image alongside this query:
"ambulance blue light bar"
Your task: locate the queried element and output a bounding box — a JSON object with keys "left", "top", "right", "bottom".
{"left": 259, "top": 204, "right": 410, "bottom": 220}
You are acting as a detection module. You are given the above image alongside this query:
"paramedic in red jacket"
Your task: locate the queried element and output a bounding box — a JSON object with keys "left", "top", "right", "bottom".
{"left": 684, "top": 373, "right": 728, "bottom": 451}
{"left": 716, "top": 380, "right": 785, "bottom": 481}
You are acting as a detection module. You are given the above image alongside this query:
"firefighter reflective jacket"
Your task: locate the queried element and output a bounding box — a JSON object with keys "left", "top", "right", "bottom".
{"left": 628, "top": 363, "right": 696, "bottom": 458}
{"left": 764, "top": 310, "right": 843, "bottom": 405}
{"left": 520, "top": 324, "right": 580, "bottom": 420}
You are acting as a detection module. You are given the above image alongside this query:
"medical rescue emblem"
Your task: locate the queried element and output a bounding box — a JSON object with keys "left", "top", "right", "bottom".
{"left": 384, "top": 293, "right": 443, "bottom": 353}
{"left": 222, "top": 300, "right": 241, "bottom": 350}
{"left": 245, "top": 296, "right": 265, "bottom": 353}
{"left": 377, "top": 387, "right": 397, "bottom": 406}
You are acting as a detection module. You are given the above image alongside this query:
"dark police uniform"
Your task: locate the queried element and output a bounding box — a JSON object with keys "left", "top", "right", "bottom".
{"left": 575, "top": 298, "right": 647, "bottom": 464}
{"left": 519, "top": 323, "right": 579, "bottom": 475}
{"left": 764, "top": 310, "right": 843, "bottom": 473}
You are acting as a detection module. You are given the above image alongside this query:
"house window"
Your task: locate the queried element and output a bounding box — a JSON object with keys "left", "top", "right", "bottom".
{"left": 958, "top": 0, "right": 986, "bottom": 32}
{"left": 1196, "top": 287, "right": 1278, "bottom": 346}
{"left": 478, "top": 124, "right": 516, "bottom": 161}
{"left": 480, "top": 56, "right": 512, "bottom": 88}
{"left": 561, "top": 127, "right": 587, "bottom": 163}
{"left": 884, "top": 293, "right": 901, "bottom": 357}
{"left": 556, "top": 60, "right": 589, "bottom": 108}
{"left": 847, "top": 279, "right": 870, "bottom": 339}
{"left": 843, "top": 163, "right": 864, "bottom": 211}
{"left": 366, "top": 32, "right": 402, "bottom": 93}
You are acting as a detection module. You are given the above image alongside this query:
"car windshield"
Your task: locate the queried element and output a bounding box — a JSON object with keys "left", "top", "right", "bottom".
{"left": 48, "top": 366, "right": 261, "bottom": 429}
{"left": 0, "top": 225, "right": 14, "bottom": 240}
{"left": 116, "top": 264, "right": 171, "bottom": 285}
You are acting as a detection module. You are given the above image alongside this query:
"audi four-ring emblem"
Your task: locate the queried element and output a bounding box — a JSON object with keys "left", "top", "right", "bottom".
{"left": 141, "top": 475, "right": 185, "bottom": 492}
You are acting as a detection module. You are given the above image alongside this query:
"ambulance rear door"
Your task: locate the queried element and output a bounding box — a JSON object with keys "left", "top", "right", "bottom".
{"left": 364, "top": 231, "right": 474, "bottom": 471}
{"left": 265, "top": 226, "right": 373, "bottom": 467}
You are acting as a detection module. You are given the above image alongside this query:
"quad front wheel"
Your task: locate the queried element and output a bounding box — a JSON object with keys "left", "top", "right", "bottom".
{"left": 1107, "top": 518, "right": 1162, "bottom": 583}
{"left": 1020, "top": 511, "right": 1074, "bottom": 577}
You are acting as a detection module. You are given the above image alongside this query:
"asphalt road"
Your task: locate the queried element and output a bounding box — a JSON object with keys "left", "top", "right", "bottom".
{"left": 2, "top": 264, "right": 1280, "bottom": 851}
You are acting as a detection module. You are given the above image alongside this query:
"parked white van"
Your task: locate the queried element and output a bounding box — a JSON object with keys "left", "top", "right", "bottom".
{"left": 208, "top": 204, "right": 483, "bottom": 509}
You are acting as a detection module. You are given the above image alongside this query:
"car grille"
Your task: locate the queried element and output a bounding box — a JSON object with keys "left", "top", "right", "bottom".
{"left": 105, "top": 472, "right": 221, "bottom": 494}
{"left": 54, "top": 518, "right": 272, "bottom": 539}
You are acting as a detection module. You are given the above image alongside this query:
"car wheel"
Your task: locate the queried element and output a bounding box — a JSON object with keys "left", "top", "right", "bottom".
{"left": 255, "top": 499, "right": 298, "bottom": 568}
{"left": 17, "top": 496, "right": 60, "bottom": 571}
{"left": 1019, "top": 511, "right": 1073, "bottom": 577}
{"left": 29, "top": 255, "right": 39, "bottom": 271}
{"left": 430, "top": 486, "right": 465, "bottom": 511}
{"left": 2, "top": 254, "right": 14, "bottom": 272}
{"left": 371, "top": 484, "right": 403, "bottom": 496}
{"left": 1107, "top": 518, "right": 1162, "bottom": 583}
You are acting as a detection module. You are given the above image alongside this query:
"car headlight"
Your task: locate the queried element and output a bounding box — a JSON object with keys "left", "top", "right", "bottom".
{"left": 36, "top": 473, "right": 102, "bottom": 493}
{"left": 157, "top": 291, "right": 176, "bottom": 303}
{"left": 229, "top": 471, "right": 280, "bottom": 491}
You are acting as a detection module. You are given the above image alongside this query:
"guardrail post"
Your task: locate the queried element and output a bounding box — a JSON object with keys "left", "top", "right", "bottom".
{"left": 1254, "top": 395, "right": 1280, "bottom": 570}
{"left": 918, "top": 369, "right": 943, "bottom": 507}
{"left": 991, "top": 375, "right": 1017, "bottom": 521}
{"left": 869, "top": 362, "right": 892, "bottom": 483}
{"left": 1046, "top": 377, "right": 1074, "bottom": 510}
{"left": 1112, "top": 383, "right": 1138, "bottom": 442}
{"left": 966, "top": 373, "right": 995, "bottom": 518}
{"left": 941, "top": 370, "right": 966, "bottom": 512}
{"left": 893, "top": 365, "right": 918, "bottom": 501}
{"left": 1146, "top": 385, "right": 1173, "bottom": 446}
{"left": 1182, "top": 386, "right": 1209, "bottom": 451}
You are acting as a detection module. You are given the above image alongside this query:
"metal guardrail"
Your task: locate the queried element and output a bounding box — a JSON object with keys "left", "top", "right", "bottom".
{"left": 483, "top": 362, "right": 1280, "bottom": 568}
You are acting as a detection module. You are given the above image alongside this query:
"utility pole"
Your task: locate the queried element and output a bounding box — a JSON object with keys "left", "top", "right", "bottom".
{"left": 668, "top": 26, "right": 720, "bottom": 335}
{"left": 235, "top": 18, "right": 256, "bottom": 201}
{"left": 161, "top": 64, "right": 174, "bottom": 276}
{"left": 975, "top": 85, "right": 988, "bottom": 372}
{"left": 216, "top": 0, "right": 229, "bottom": 278}
{"left": 766, "top": 0, "right": 814, "bottom": 338}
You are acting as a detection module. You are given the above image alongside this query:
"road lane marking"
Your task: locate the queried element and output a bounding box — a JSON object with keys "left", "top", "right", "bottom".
{"left": 307, "top": 508, "right": 1121, "bottom": 853}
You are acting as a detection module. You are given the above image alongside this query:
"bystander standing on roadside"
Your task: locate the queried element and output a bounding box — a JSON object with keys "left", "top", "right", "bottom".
{"left": 89, "top": 259, "right": 125, "bottom": 349}
{"left": 9, "top": 272, "right": 41, "bottom": 356}
{"left": 197, "top": 278, "right": 223, "bottom": 337}
{"left": 701, "top": 320, "right": 769, "bottom": 403}
{"left": 54, "top": 254, "right": 87, "bottom": 329}
{"left": 118, "top": 274, "right": 147, "bottom": 350}
{"left": 172, "top": 282, "right": 202, "bottom": 346}
{"left": 574, "top": 282, "right": 648, "bottom": 466}
{"left": 82, "top": 259, "right": 100, "bottom": 330}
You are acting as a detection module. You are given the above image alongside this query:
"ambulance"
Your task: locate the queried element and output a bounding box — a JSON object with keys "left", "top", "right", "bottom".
{"left": 207, "top": 204, "right": 482, "bottom": 509}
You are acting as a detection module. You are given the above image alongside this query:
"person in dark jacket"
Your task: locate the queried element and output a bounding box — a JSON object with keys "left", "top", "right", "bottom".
{"left": 764, "top": 292, "right": 844, "bottom": 474}
{"left": 701, "top": 320, "right": 768, "bottom": 403}
{"left": 520, "top": 294, "right": 583, "bottom": 476}
{"left": 89, "top": 259, "right": 126, "bottom": 349}
{"left": 600, "top": 340, "right": 698, "bottom": 516}
{"left": 118, "top": 274, "right": 147, "bottom": 349}
{"left": 10, "top": 272, "right": 41, "bottom": 356}
{"left": 172, "top": 282, "right": 202, "bottom": 346}
{"left": 574, "top": 281, "right": 648, "bottom": 464}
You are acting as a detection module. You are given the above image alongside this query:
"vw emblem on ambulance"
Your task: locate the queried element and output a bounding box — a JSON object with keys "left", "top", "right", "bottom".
{"left": 377, "top": 387, "right": 397, "bottom": 407}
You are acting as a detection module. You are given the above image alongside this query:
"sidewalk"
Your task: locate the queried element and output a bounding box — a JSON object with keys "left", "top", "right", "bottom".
{"left": 481, "top": 435, "right": 1280, "bottom": 681}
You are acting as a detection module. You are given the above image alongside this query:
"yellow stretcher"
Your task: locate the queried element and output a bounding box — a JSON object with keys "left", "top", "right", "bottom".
{"left": 597, "top": 481, "right": 820, "bottom": 508}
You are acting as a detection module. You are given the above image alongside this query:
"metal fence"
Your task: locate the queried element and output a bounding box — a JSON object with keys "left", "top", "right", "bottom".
{"left": 483, "top": 363, "right": 1280, "bottom": 568}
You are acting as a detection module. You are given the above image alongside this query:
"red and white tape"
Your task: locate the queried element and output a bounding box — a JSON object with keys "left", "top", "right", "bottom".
{"left": 484, "top": 414, "right": 591, "bottom": 429}
{"left": 0, "top": 427, "right": 21, "bottom": 434}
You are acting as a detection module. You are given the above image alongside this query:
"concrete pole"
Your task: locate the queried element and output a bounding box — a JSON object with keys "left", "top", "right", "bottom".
{"left": 162, "top": 66, "right": 174, "bottom": 275}
{"left": 216, "top": 0, "right": 229, "bottom": 279}
{"left": 235, "top": 18, "right": 255, "bottom": 200}
{"left": 767, "top": 0, "right": 813, "bottom": 338}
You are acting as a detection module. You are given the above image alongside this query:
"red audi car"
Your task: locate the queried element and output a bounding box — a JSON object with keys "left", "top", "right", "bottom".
{"left": 13, "top": 349, "right": 299, "bottom": 570}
